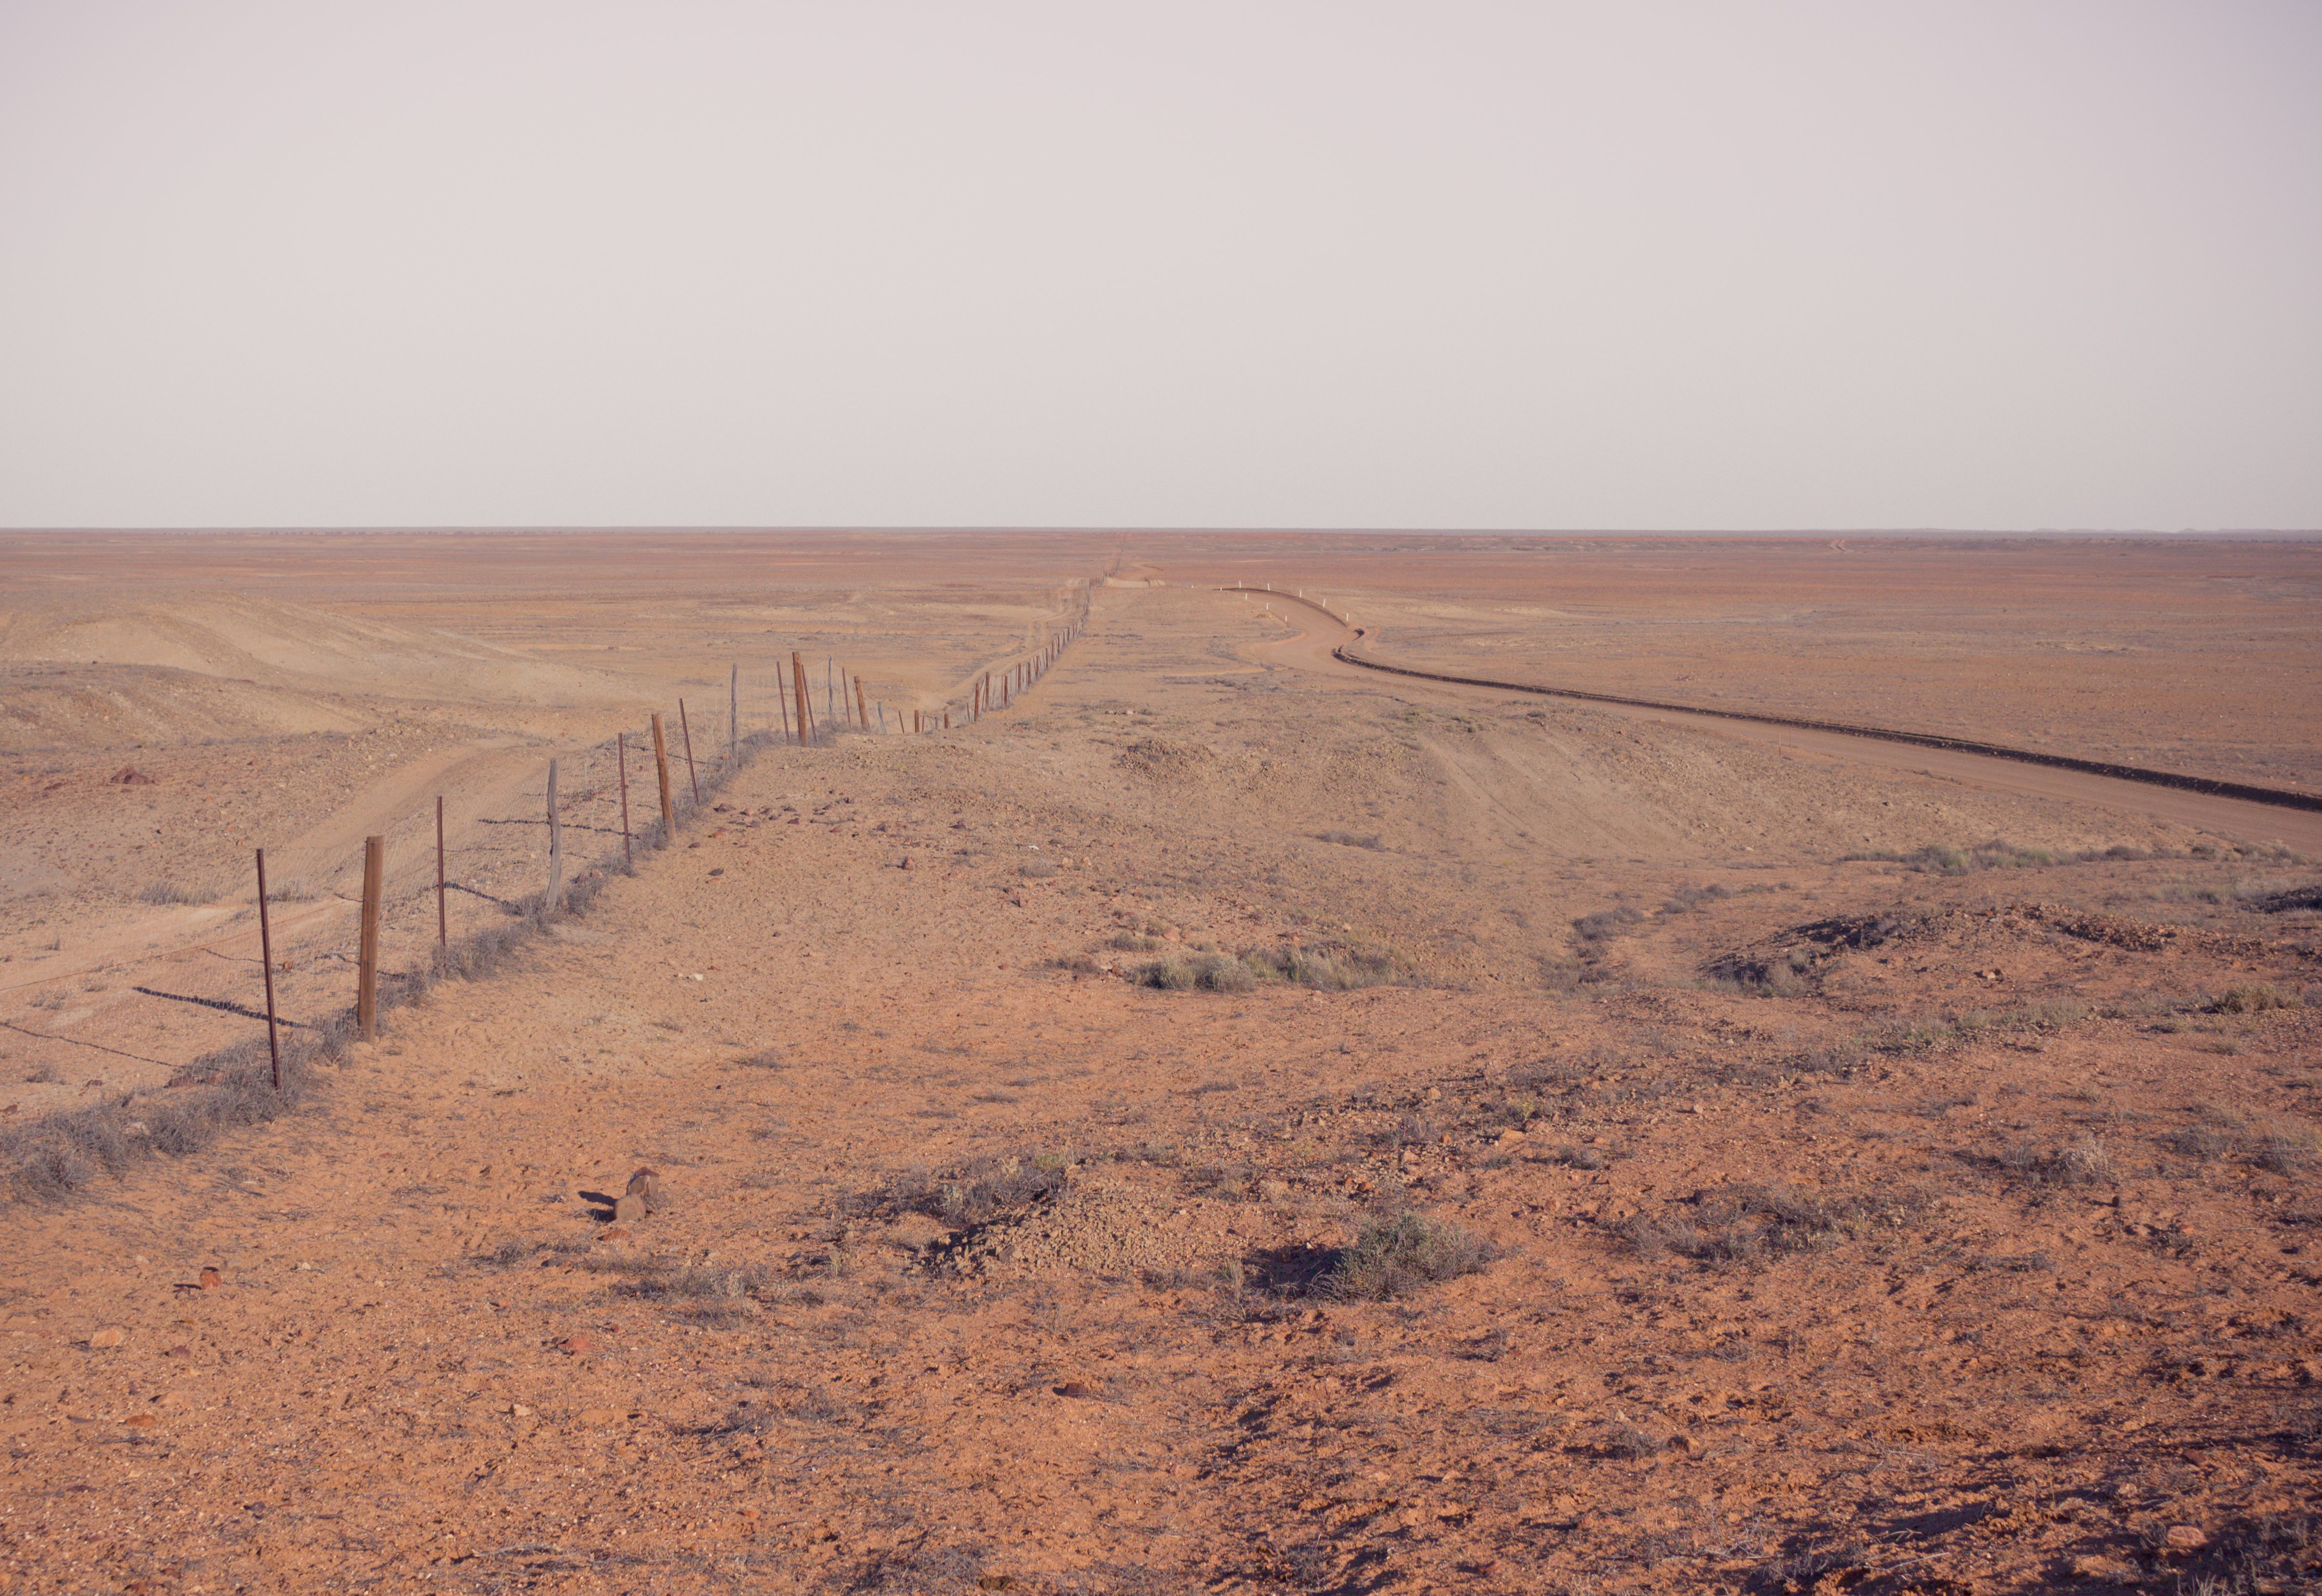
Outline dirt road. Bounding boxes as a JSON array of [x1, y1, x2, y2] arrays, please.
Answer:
[[1243, 595, 2322, 856]]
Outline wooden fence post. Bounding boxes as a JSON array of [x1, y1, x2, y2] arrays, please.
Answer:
[[617, 732, 632, 862], [729, 663, 739, 764], [435, 796, 447, 945], [651, 714, 675, 839], [792, 652, 811, 744], [777, 672, 792, 742], [357, 834, 383, 1040], [678, 698, 701, 805], [546, 757, 563, 911], [255, 848, 281, 1090], [854, 676, 868, 730]]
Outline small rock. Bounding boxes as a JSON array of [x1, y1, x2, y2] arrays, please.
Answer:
[[198, 1267, 221, 1291], [121, 1413, 156, 1429], [708, 867, 725, 877], [87, 1328, 125, 1350], [559, 1334, 594, 1357], [111, 767, 154, 785], [2163, 1525, 2208, 1550], [509, 1404, 533, 1417], [2072, 1554, 2134, 1579], [1664, 1433, 1704, 1460], [598, 1225, 631, 1241], [1497, 1128, 1526, 1146], [1053, 1381, 1098, 1399]]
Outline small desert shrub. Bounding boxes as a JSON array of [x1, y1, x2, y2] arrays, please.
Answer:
[[1617, 1183, 1910, 1264], [884, 1154, 1071, 1229], [22, 1064, 61, 1084], [1020, 860, 1057, 879], [1572, 906, 1644, 945], [137, 881, 211, 906], [1853, 839, 2062, 875], [1706, 947, 1816, 997], [1602, 1421, 1666, 1460], [1321, 1211, 1494, 1300], [1244, 942, 1408, 991], [1998, 1135, 2113, 1186], [2213, 983, 2294, 1014], [1317, 829, 1384, 850], [1662, 883, 1733, 914]]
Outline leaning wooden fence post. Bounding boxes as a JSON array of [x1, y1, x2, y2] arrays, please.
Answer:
[[357, 834, 383, 1041], [777, 673, 792, 742], [854, 675, 869, 730], [546, 757, 564, 911], [255, 847, 282, 1090], [678, 698, 701, 805], [617, 732, 633, 862], [791, 651, 811, 744], [729, 663, 739, 765], [651, 713, 675, 840], [435, 796, 447, 946]]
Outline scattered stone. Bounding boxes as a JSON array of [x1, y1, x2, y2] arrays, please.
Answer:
[[199, 1267, 221, 1290], [1053, 1380, 1099, 1399], [86, 1328, 125, 1350], [2162, 1525, 2208, 1551], [121, 1413, 157, 1428], [111, 767, 154, 785], [597, 1225, 631, 1242], [558, 1334, 594, 1357]]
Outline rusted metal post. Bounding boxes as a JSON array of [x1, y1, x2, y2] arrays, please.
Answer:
[[256, 848, 281, 1090], [678, 699, 700, 805], [546, 757, 563, 911], [617, 732, 632, 862], [357, 834, 383, 1040], [651, 713, 675, 839]]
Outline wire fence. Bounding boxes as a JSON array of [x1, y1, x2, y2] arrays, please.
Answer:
[[1, 600, 1092, 1200]]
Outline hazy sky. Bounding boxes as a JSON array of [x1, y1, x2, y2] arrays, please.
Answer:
[[2, 2, 2317, 531]]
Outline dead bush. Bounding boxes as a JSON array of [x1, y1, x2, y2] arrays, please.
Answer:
[[136, 880, 212, 905], [1320, 1211, 1494, 1300], [880, 1154, 1071, 1229], [1617, 1183, 1913, 1264], [1997, 1135, 2114, 1186], [2213, 983, 2294, 1014]]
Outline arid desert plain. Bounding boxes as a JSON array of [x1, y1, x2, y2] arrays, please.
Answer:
[[1, 529, 2319, 1596]]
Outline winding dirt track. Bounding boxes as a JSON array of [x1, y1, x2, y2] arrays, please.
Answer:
[[1234, 591, 2322, 856]]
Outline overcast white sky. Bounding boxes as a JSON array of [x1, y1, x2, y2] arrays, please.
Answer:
[[2, 1, 2317, 531]]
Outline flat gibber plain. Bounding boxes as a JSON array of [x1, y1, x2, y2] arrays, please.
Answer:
[[1, 530, 2318, 1595]]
